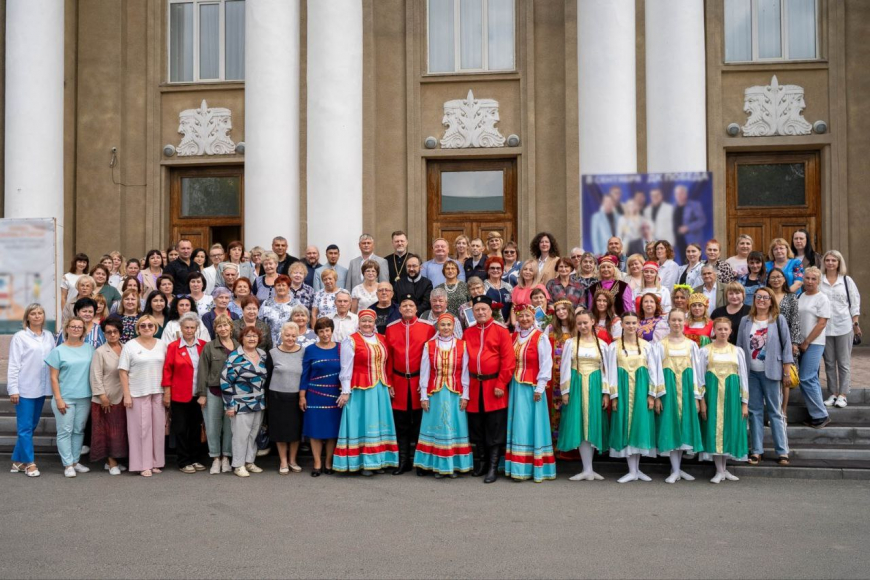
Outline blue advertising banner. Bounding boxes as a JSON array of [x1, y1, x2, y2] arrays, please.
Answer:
[[581, 172, 713, 265]]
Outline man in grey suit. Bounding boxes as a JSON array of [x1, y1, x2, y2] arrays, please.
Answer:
[[346, 233, 389, 290], [693, 264, 726, 315]]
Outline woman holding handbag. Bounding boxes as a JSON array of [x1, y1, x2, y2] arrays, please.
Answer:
[[736, 287, 793, 466], [820, 250, 861, 409]]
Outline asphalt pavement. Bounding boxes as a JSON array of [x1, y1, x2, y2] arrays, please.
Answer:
[[1, 456, 868, 579]]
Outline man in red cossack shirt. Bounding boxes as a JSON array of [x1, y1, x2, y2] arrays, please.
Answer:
[[463, 295, 515, 483], [385, 294, 436, 475]]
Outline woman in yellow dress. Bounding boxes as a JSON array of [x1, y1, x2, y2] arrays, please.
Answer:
[[699, 318, 749, 483]]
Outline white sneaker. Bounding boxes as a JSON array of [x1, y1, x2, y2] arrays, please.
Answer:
[[256, 448, 270, 457], [234, 466, 250, 478], [81, 445, 90, 455], [824, 395, 837, 407], [221, 457, 232, 473], [210, 458, 221, 475], [104, 463, 127, 472], [73, 463, 90, 473], [64, 466, 77, 478], [245, 463, 263, 473], [109, 466, 121, 476], [835, 396, 848, 408]]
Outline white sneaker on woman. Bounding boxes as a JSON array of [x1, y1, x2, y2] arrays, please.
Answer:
[[221, 457, 232, 473], [210, 458, 221, 475], [109, 466, 121, 476], [835, 395, 848, 408], [73, 463, 90, 473], [64, 466, 77, 478], [824, 395, 837, 407]]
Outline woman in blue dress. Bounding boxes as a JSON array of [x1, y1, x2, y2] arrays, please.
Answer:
[[765, 238, 804, 294], [300, 317, 343, 477]]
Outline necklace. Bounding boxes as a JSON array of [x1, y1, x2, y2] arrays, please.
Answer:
[[445, 282, 459, 294], [392, 253, 406, 282]]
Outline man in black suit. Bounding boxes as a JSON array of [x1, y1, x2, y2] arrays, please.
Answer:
[[627, 219, 657, 258], [394, 254, 432, 314]]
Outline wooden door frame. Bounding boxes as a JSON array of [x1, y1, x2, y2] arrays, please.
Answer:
[[170, 165, 245, 246], [726, 151, 821, 251], [426, 158, 518, 258]]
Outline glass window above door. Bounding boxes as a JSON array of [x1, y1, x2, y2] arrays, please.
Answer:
[[427, 0, 515, 74], [441, 170, 504, 212], [724, 0, 818, 63], [181, 176, 241, 217], [736, 162, 806, 207]]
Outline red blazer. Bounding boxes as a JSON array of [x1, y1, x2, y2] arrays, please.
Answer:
[[162, 338, 207, 403], [385, 317, 435, 411], [463, 319, 516, 413]]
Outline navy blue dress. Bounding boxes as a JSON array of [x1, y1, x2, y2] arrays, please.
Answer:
[[300, 343, 342, 439]]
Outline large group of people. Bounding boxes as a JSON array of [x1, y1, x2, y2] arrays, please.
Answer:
[[6, 228, 860, 484]]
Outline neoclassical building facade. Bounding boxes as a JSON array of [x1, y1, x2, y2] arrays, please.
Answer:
[[3, 0, 869, 293]]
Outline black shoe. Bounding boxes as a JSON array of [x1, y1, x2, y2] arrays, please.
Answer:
[[361, 470, 374, 477], [324, 468, 334, 475], [311, 468, 322, 478], [484, 447, 501, 484], [392, 461, 411, 476], [434, 473, 444, 479], [472, 445, 488, 477], [416, 467, 427, 477], [376, 469, 386, 474], [804, 417, 831, 429], [449, 473, 458, 479]]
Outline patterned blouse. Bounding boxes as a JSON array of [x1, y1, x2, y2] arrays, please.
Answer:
[[117, 315, 139, 344], [288, 283, 315, 311], [312, 289, 339, 319], [706, 260, 735, 285], [436, 281, 469, 318], [570, 274, 599, 297], [777, 293, 802, 345], [220, 348, 268, 413], [546, 277, 586, 308], [258, 298, 294, 349]]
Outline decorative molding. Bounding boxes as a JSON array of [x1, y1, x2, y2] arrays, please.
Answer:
[[440, 89, 506, 149], [742, 75, 812, 137], [177, 100, 236, 156]]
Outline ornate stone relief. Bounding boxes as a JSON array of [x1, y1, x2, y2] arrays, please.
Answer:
[[440, 89, 506, 148], [742, 75, 812, 137], [177, 100, 236, 156]]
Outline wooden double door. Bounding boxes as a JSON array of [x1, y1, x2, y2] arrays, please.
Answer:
[[427, 158, 517, 257], [170, 166, 244, 250], [726, 151, 821, 254]]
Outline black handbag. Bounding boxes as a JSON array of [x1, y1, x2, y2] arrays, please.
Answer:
[[844, 276, 861, 345]]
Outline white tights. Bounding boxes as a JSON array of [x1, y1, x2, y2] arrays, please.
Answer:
[[569, 442, 603, 481]]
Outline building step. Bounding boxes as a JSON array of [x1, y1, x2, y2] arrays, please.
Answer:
[[788, 389, 870, 406], [763, 444, 870, 462], [0, 414, 56, 435], [765, 423, 870, 446], [786, 404, 870, 423], [0, 435, 57, 453], [0, 398, 53, 416]]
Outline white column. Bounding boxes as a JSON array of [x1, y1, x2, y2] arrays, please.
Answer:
[[307, 0, 363, 267], [577, 0, 637, 175], [244, 0, 300, 253], [645, 0, 707, 172], [5, 1, 65, 223]]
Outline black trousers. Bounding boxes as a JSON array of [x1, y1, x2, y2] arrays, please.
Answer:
[[171, 400, 203, 468], [393, 409, 422, 455], [467, 409, 507, 450]]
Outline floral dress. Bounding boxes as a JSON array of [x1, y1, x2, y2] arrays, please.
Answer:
[[312, 289, 339, 319], [258, 298, 294, 348]]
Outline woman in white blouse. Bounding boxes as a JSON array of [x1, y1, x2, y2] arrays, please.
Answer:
[[7, 304, 55, 477], [119, 315, 168, 477]]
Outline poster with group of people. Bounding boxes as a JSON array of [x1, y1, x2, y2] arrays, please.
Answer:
[[582, 172, 714, 265]]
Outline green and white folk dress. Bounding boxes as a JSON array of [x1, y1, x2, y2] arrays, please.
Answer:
[[698, 343, 750, 462], [652, 337, 704, 455], [605, 339, 660, 458], [556, 337, 610, 453]]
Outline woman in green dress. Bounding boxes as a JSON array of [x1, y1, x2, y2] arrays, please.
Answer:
[[606, 312, 659, 483], [699, 317, 749, 484], [557, 310, 610, 481], [652, 309, 704, 484]]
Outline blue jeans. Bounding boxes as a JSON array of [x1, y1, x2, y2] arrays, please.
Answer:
[[52, 397, 91, 466], [748, 371, 789, 456], [12, 396, 46, 464], [799, 344, 829, 422]]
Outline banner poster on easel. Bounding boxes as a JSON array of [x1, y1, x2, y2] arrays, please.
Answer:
[[581, 172, 714, 265], [0, 218, 58, 333]]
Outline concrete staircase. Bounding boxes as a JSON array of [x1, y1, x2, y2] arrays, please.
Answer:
[[2, 384, 869, 479]]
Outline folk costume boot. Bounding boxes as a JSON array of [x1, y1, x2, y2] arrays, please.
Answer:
[[484, 447, 501, 484], [472, 444, 488, 477], [392, 441, 412, 475]]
